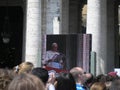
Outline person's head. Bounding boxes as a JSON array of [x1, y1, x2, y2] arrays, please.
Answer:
[[105, 75, 114, 90], [70, 67, 86, 84], [54, 72, 76, 90], [86, 73, 94, 82], [18, 62, 34, 74], [51, 43, 58, 51], [0, 69, 13, 90], [109, 78, 120, 90], [90, 82, 106, 90], [31, 67, 49, 85], [85, 73, 95, 87], [8, 73, 45, 90], [96, 74, 107, 83]]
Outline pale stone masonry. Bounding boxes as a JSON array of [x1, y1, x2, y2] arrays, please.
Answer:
[[87, 0, 107, 74], [87, 0, 115, 75], [46, 0, 60, 34], [25, 0, 42, 67], [25, 0, 61, 67]]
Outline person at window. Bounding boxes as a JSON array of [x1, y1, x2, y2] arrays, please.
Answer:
[[43, 42, 65, 69]]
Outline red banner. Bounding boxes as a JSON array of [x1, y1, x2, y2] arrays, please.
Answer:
[[45, 66, 68, 73]]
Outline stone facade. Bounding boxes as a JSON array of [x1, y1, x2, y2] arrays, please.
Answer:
[[87, 0, 115, 75], [25, 0, 42, 67], [0, 0, 119, 75], [46, 0, 60, 34]]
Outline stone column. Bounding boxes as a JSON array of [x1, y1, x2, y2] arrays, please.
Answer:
[[87, 0, 115, 75], [60, 0, 69, 34], [25, 0, 41, 67]]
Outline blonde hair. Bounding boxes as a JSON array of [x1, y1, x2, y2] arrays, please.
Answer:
[[18, 62, 34, 74], [90, 82, 106, 90]]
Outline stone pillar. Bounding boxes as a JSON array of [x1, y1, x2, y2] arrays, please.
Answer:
[[87, 0, 115, 75], [60, 0, 69, 34], [25, 0, 41, 67]]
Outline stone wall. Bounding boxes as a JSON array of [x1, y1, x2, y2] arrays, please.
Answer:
[[25, 0, 42, 67], [46, 0, 60, 34]]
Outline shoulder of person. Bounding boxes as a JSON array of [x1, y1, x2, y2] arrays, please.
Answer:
[[47, 50, 59, 54], [46, 50, 53, 53]]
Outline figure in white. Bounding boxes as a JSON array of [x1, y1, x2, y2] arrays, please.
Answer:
[[43, 43, 65, 69]]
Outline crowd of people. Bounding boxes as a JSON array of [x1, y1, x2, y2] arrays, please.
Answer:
[[0, 61, 119, 90]]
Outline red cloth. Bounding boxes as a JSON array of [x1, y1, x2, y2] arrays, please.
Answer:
[[45, 66, 68, 73]]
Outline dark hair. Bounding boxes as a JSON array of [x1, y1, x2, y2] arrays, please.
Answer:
[[96, 74, 107, 83], [31, 67, 49, 84], [55, 72, 76, 90]]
